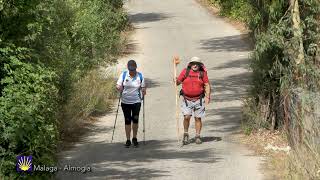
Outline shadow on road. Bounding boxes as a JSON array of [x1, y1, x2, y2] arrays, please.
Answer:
[[204, 70, 252, 134], [210, 58, 250, 70], [189, 136, 222, 143], [89, 166, 170, 180], [63, 140, 221, 163], [210, 72, 251, 103], [206, 106, 243, 134], [200, 35, 251, 52], [145, 78, 161, 89], [129, 12, 171, 24], [57, 140, 222, 179], [121, 39, 139, 55], [58, 122, 114, 152]]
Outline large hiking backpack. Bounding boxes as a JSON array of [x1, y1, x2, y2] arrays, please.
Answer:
[[180, 62, 207, 106]]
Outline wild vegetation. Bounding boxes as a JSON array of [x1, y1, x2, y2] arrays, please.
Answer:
[[208, 0, 320, 179], [2, 0, 320, 178], [0, 0, 127, 179]]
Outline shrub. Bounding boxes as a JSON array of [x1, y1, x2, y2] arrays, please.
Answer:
[[0, 47, 58, 179], [0, 0, 127, 178], [61, 69, 117, 131]]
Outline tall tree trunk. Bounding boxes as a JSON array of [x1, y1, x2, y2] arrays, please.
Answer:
[[290, 0, 305, 65]]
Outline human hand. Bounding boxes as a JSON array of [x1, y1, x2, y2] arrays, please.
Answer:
[[173, 55, 180, 65], [173, 77, 177, 84], [142, 88, 146, 96], [116, 85, 123, 92]]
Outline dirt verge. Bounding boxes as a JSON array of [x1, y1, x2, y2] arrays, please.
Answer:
[[232, 129, 290, 179]]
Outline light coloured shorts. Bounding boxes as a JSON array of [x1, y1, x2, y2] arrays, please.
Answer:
[[181, 98, 205, 118]]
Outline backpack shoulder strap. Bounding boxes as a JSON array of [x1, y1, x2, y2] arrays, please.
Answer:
[[184, 67, 191, 80], [199, 71, 204, 80], [185, 68, 205, 80], [138, 72, 143, 84], [122, 71, 127, 85], [199, 64, 206, 80]]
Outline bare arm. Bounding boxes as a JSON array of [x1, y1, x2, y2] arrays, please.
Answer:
[[176, 78, 182, 86], [204, 82, 211, 103], [116, 74, 123, 92]]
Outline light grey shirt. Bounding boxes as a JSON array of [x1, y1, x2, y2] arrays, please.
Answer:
[[116, 71, 145, 104]]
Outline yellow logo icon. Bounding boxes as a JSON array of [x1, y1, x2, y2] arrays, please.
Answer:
[[17, 156, 32, 172]]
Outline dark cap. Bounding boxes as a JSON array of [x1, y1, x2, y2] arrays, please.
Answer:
[[127, 60, 137, 71]]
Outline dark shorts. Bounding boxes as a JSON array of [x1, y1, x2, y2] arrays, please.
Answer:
[[121, 103, 141, 125]]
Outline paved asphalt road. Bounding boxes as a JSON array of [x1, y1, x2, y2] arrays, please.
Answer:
[[56, 0, 264, 179]]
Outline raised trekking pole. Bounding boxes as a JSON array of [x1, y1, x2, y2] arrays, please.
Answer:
[[143, 95, 146, 145], [111, 92, 121, 143], [173, 56, 181, 143]]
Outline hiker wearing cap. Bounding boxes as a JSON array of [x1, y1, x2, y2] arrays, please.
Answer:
[[116, 60, 146, 147], [175, 57, 211, 145]]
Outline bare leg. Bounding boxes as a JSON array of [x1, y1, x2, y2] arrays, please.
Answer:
[[184, 115, 191, 133], [125, 124, 131, 140], [195, 117, 202, 136], [132, 123, 138, 138]]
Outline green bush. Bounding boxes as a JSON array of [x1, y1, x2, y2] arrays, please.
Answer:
[[0, 0, 127, 178], [208, 0, 320, 178], [210, 0, 320, 129], [208, 0, 256, 26], [0, 47, 58, 179]]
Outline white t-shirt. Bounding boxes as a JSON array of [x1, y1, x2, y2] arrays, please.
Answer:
[[116, 71, 145, 104]]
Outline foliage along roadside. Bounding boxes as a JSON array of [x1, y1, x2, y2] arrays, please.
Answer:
[[208, 0, 320, 179], [0, 0, 128, 179]]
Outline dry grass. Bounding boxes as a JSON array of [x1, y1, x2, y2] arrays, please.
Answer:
[[58, 69, 117, 148], [239, 129, 289, 155], [65, 69, 116, 119], [237, 125, 320, 180], [234, 129, 290, 179], [285, 90, 320, 180]]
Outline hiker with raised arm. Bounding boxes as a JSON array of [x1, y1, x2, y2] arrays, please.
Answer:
[[116, 60, 146, 148], [174, 56, 211, 145]]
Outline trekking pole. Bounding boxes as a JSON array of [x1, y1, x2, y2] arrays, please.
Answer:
[[111, 92, 121, 143], [143, 95, 146, 145], [173, 56, 181, 143]]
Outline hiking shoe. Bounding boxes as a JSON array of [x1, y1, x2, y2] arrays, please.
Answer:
[[183, 133, 189, 145], [195, 135, 202, 144], [125, 140, 131, 148], [132, 138, 139, 147]]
